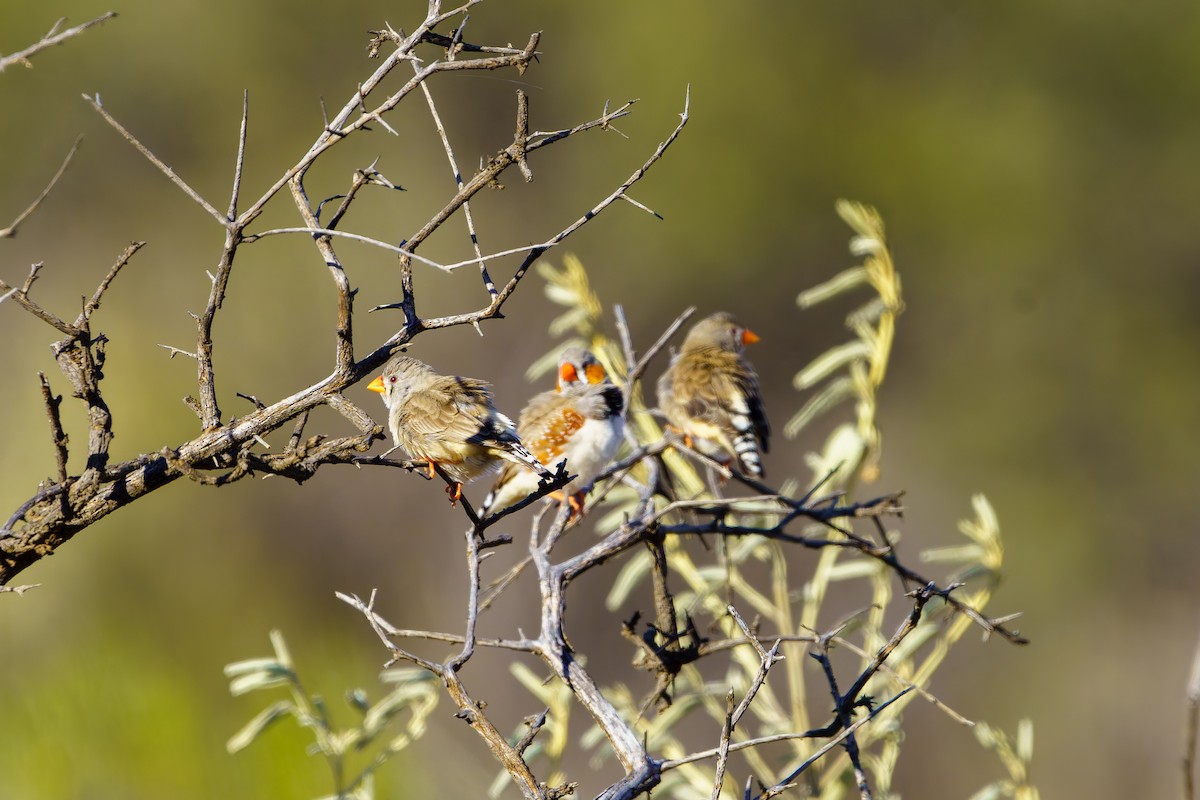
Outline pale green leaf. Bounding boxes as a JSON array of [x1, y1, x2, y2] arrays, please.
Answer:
[[846, 296, 888, 329], [1016, 718, 1034, 763], [805, 423, 866, 481], [223, 657, 286, 678], [974, 721, 997, 748], [964, 494, 1001, 543], [783, 376, 855, 438], [379, 667, 432, 685], [836, 199, 886, 251], [228, 670, 293, 696], [921, 544, 986, 564], [825, 559, 881, 581], [797, 265, 869, 308], [226, 700, 294, 752], [362, 682, 438, 739], [268, 629, 293, 669], [606, 549, 651, 609], [794, 340, 872, 389], [968, 784, 1006, 800], [347, 688, 369, 714]]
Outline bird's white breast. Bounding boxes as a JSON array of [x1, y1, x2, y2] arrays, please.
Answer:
[[558, 414, 624, 489]]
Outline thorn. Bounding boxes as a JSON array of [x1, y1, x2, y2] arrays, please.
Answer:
[[619, 193, 663, 219], [158, 344, 197, 359]]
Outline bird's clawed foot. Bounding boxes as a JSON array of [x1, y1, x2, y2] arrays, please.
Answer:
[[665, 424, 694, 450], [567, 491, 585, 519], [547, 489, 586, 520]]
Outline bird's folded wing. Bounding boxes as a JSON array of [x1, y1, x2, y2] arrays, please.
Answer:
[[518, 392, 586, 465]]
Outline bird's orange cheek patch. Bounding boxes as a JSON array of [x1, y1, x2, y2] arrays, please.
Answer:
[[585, 363, 606, 384]]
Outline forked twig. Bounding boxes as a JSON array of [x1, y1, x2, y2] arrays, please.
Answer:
[[0, 13, 116, 73]]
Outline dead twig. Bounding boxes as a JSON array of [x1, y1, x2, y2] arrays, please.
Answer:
[[0, 13, 116, 73]]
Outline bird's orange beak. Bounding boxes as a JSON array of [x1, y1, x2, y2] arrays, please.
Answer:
[[584, 362, 606, 384], [741, 328, 761, 345], [367, 375, 386, 394]]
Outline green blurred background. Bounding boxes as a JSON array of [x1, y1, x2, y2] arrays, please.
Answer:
[[2, 0, 1198, 797]]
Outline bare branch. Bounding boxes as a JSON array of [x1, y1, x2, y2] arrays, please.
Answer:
[[658, 689, 913, 775], [417, 61, 496, 296], [0, 263, 75, 335], [0, 13, 116, 73], [77, 241, 144, 328], [83, 94, 227, 225], [515, 709, 549, 756], [0, 135, 82, 239], [38, 373, 69, 484], [710, 692, 735, 800], [227, 90, 249, 220], [337, 589, 546, 800], [727, 606, 783, 728], [624, 305, 696, 401]]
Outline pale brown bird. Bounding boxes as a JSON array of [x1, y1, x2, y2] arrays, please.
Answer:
[[481, 347, 624, 517], [367, 354, 552, 504], [656, 311, 770, 478]]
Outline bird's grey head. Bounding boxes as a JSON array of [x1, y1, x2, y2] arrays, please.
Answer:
[[556, 346, 610, 392], [372, 354, 435, 408], [683, 311, 760, 354]]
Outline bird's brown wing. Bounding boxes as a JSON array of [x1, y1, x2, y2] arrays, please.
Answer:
[[395, 376, 499, 462], [517, 390, 587, 466], [677, 349, 769, 468], [676, 351, 739, 429]]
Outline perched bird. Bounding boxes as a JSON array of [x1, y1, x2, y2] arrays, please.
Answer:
[[657, 311, 770, 478], [480, 347, 625, 517], [368, 354, 552, 504]]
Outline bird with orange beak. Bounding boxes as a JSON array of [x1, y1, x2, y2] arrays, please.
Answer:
[[480, 347, 624, 517], [656, 311, 770, 478], [367, 354, 553, 504]]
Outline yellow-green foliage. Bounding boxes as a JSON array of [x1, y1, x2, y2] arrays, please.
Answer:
[[514, 201, 1035, 798], [226, 203, 1035, 799], [224, 630, 439, 800]]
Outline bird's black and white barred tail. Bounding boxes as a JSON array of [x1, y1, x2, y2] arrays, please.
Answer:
[[501, 440, 555, 480], [477, 411, 555, 480], [729, 395, 766, 478]]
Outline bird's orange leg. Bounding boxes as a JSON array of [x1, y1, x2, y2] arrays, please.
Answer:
[[423, 461, 462, 505], [665, 424, 694, 449], [547, 489, 586, 520], [568, 490, 585, 518]]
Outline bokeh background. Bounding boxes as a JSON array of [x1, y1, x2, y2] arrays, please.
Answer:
[[2, 1, 1198, 797]]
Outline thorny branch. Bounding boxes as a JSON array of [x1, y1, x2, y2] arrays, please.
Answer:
[[333, 307, 1025, 800], [0, 3, 686, 588], [3, 5, 1027, 800]]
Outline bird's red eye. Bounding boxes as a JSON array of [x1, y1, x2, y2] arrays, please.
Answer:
[[389, 375, 397, 383]]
